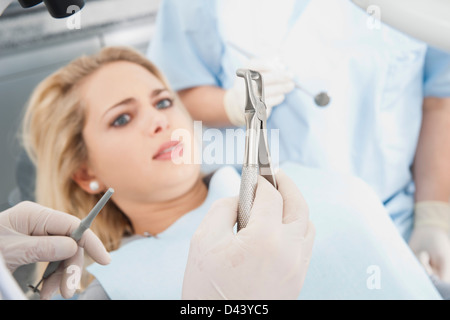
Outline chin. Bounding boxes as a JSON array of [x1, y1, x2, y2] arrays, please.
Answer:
[[150, 164, 200, 200], [160, 162, 200, 184]]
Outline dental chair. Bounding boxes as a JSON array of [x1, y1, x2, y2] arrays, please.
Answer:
[[8, 150, 36, 206], [8, 149, 38, 298]]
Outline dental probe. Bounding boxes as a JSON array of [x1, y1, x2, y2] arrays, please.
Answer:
[[227, 41, 330, 107], [28, 188, 114, 293]]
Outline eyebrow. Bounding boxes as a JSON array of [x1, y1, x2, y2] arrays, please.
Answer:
[[151, 88, 169, 98], [103, 88, 170, 118]]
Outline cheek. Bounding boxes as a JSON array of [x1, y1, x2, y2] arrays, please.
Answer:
[[171, 110, 196, 144], [85, 130, 148, 182], [170, 104, 193, 128], [90, 145, 155, 197]]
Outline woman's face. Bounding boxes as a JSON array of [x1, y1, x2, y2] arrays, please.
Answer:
[[78, 61, 199, 205]]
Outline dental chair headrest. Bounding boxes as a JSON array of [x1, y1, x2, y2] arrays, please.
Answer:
[[8, 150, 35, 206], [18, 0, 85, 18]]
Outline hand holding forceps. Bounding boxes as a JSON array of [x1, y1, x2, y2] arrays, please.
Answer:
[[237, 69, 278, 231]]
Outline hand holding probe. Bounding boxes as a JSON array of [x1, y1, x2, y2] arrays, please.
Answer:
[[227, 41, 330, 107], [28, 187, 114, 293]]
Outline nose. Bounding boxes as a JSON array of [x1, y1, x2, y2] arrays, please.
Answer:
[[147, 109, 169, 136]]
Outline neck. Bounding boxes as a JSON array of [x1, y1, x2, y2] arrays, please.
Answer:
[[128, 176, 208, 236]]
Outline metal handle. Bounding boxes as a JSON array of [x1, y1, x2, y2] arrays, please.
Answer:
[[237, 164, 258, 231], [41, 260, 62, 280]]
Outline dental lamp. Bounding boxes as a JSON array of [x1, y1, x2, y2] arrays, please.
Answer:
[[351, 0, 450, 53], [0, 0, 85, 18]]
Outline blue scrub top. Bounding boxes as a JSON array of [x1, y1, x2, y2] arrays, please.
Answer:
[[148, 0, 450, 239]]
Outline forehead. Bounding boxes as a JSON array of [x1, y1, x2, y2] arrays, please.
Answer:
[[79, 61, 164, 109]]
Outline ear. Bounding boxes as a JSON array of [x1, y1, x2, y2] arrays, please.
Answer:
[[72, 163, 104, 194]]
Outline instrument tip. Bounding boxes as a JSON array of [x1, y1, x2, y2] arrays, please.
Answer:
[[314, 92, 330, 107]]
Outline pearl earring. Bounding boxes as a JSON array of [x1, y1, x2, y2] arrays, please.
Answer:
[[89, 181, 99, 192]]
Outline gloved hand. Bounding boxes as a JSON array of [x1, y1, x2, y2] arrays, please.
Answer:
[[182, 169, 315, 300], [224, 58, 295, 126], [0, 201, 110, 299], [409, 201, 450, 282]]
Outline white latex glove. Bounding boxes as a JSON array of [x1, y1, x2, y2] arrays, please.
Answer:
[[409, 201, 450, 282], [182, 169, 315, 300], [224, 58, 295, 126], [0, 201, 110, 299]]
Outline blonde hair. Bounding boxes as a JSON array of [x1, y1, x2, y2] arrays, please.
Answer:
[[21, 46, 174, 252]]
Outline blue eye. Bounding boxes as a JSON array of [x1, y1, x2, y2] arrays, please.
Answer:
[[112, 114, 131, 127], [156, 98, 173, 110]]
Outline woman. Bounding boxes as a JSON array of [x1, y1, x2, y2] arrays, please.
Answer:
[[21, 46, 314, 299], [22, 47, 441, 300]]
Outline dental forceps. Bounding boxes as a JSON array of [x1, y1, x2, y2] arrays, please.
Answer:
[[237, 69, 277, 231], [28, 188, 114, 294]]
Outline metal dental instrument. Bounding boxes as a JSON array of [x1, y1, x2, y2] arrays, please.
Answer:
[[237, 69, 277, 231], [227, 41, 330, 107], [28, 187, 114, 293]]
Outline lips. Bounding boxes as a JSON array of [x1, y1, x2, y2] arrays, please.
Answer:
[[153, 140, 183, 160]]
